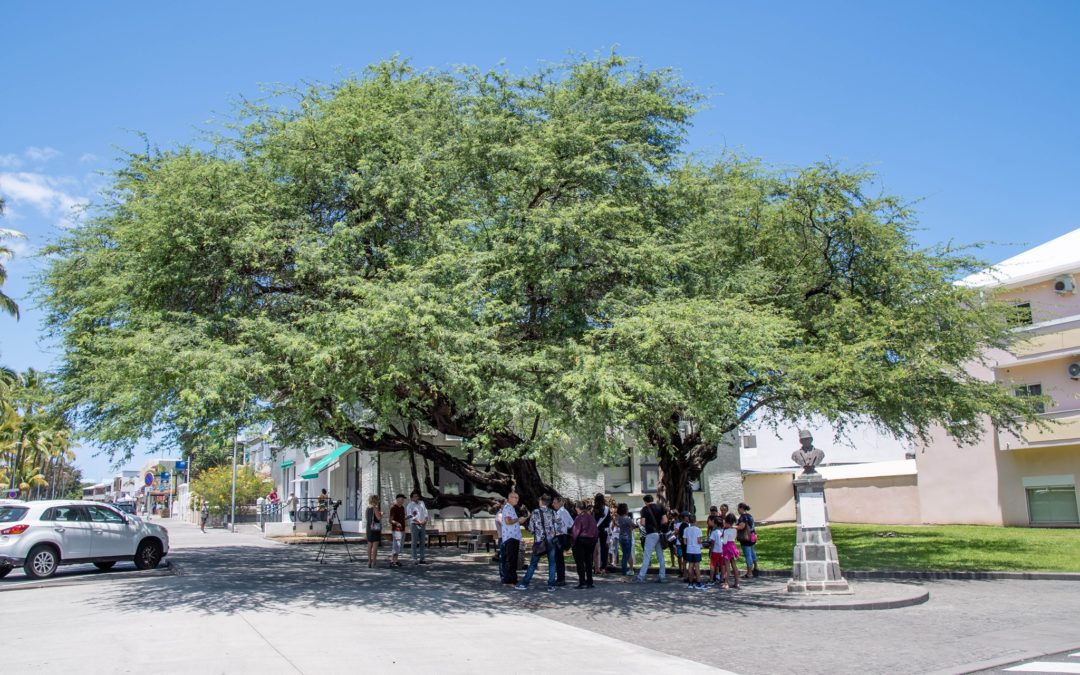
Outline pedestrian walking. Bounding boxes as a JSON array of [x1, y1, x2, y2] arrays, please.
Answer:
[[493, 497, 506, 582], [389, 494, 406, 567], [515, 495, 560, 591], [199, 501, 209, 532], [636, 495, 668, 583], [571, 499, 598, 589], [500, 492, 526, 585], [405, 491, 428, 565], [365, 495, 383, 568]]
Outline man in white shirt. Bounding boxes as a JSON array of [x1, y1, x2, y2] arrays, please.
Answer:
[[552, 496, 574, 586], [405, 491, 428, 565], [500, 491, 526, 585]]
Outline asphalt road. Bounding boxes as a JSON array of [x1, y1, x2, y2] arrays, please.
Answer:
[[3, 519, 1078, 674]]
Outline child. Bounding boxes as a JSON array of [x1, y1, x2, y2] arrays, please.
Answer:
[[720, 512, 741, 589], [682, 515, 704, 589], [708, 516, 723, 584]]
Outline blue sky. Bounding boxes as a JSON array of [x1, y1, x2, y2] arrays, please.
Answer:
[[2, 1, 1078, 479]]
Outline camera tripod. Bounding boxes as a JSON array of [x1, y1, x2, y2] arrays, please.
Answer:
[[316, 504, 358, 564]]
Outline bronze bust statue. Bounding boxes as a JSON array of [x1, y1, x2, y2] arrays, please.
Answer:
[[791, 429, 825, 474]]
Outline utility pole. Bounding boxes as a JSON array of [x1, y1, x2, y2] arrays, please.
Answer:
[[230, 429, 238, 533]]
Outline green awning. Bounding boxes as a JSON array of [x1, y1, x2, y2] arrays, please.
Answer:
[[301, 444, 353, 480], [280, 459, 295, 469]]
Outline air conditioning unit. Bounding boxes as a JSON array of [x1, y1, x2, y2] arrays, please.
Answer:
[[1053, 274, 1075, 295], [1069, 361, 1080, 380]]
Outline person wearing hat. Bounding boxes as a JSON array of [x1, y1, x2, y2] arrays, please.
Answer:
[[791, 429, 826, 474]]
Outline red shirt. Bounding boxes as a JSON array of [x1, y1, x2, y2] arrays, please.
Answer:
[[389, 504, 406, 532]]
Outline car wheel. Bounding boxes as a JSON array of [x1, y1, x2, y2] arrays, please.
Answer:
[[0, 564, 12, 579], [134, 540, 162, 570], [24, 545, 59, 579], [93, 561, 116, 571]]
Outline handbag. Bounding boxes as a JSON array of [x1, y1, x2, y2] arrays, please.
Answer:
[[368, 509, 382, 532], [748, 530, 757, 545]]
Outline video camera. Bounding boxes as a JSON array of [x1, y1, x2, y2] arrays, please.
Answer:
[[331, 499, 343, 509]]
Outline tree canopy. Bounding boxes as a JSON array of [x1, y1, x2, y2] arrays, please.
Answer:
[[40, 55, 1041, 509]]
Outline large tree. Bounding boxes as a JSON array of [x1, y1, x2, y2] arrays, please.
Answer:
[[40, 55, 1041, 510]]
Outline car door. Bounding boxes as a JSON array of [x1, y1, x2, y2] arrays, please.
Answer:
[[86, 505, 134, 558], [44, 505, 95, 560]]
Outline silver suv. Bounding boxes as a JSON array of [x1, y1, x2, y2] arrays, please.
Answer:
[[0, 500, 170, 579]]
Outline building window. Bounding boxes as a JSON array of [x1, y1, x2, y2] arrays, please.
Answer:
[[437, 466, 466, 495], [345, 451, 362, 520], [741, 435, 757, 449], [1008, 302, 1033, 327], [639, 463, 659, 493], [1026, 486, 1079, 525], [1014, 383, 1046, 414]]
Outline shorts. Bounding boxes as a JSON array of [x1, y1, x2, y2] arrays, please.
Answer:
[[684, 552, 701, 564], [710, 552, 723, 568], [392, 530, 404, 555]]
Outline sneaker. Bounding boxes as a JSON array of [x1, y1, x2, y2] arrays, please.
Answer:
[[687, 583, 694, 589], [624, 570, 634, 577], [514, 585, 527, 591], [695, 583, 706, 590], [633, 576, 644, 583], [656, 578, 666, 584], [546, 586, 557, 592]]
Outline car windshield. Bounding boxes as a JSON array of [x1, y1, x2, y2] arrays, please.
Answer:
[[0, 506, 29, 523]]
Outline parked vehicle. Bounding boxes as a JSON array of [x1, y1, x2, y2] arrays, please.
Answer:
[[0, 500, 169, 580], [113, 501, 137, 516]]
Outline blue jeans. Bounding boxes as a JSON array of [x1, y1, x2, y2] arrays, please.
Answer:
[[410, 523, 426, 562], [742, 543, 757, 568], [637, 532, 666, 581], [619, 537, 633, 573], [497, 539, 506, 582], [519, 539, 557, 588]]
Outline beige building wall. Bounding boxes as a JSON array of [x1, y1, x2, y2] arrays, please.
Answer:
[[743, 473, 796, 522], [995, 444, 1080, 525], [824, 474, 922, 524]]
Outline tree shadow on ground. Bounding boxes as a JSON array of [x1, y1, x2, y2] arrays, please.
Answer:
[[84, 543, 759, 619]]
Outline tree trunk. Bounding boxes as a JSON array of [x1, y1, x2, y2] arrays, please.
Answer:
[[659, 452, 693, 514]]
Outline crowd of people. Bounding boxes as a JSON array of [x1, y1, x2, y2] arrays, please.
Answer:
[[353, 489, 760, 592], [496, 492, 760, 592]]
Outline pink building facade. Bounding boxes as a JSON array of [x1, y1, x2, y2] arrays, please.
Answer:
[[918, 228, 1080, 526]]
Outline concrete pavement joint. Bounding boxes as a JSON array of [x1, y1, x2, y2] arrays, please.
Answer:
[[239, 612, 305, 674]]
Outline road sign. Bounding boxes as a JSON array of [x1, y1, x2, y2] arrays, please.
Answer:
[[144, 472, 154, 486], [175, 461, 187, 471], [6, 490, 17, 499], [161, 471, 171, 482]]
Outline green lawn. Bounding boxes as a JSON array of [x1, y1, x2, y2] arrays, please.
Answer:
[[754, 523, 1080, 572]]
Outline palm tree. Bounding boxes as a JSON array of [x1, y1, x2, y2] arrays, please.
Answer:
[[1, 197, 26, 319]]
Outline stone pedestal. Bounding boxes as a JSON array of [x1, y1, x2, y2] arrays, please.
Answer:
[[787, 473, 851, 594]]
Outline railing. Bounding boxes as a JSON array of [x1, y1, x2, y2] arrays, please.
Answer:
[[999, 409, 1080, 450]]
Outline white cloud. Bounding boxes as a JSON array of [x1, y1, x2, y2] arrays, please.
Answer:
[[0, 154, 22, 169], [0, 172, 89, 228], [79, 153, 99, 163], [24, 146, 61, 163]]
